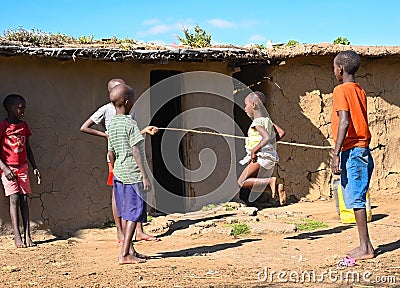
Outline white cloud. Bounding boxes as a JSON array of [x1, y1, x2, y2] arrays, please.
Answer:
[[137, 19, 195, 39], [142, 18, 160, 26], [138, 24, 174, 36], [207, 19, 235, 28], [249, 34, 266, 42], [147, 24, 171, 35]]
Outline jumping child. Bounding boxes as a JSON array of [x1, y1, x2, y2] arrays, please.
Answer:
[[252, 91, 287, 205], [107, 84, 150, 264], [0, 94, 41, 248], [238, 92, 283, 203]]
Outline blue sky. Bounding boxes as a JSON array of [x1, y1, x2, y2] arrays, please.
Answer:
[[1, 0, 399, 46]]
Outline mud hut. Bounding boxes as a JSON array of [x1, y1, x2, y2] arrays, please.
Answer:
[[0, 41, 398, 235]]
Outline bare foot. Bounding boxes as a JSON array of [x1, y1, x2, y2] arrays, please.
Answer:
[[25, 238, 37, 247], [128, 242, 150, 259], [269, 177, 277, 199], [347, 244, 374, 256], [278, 184, 287, 205], [347, 246, 375, 260], [119, 254, 146, 264], [347, 246, 359, 256], [135, 232, 160, 242], [14, 237, 26, 248]]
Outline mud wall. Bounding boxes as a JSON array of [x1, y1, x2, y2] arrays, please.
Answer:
[[0, 56, 235, 235], [263, 55, 400, 200], [0, 53, 399, 235]]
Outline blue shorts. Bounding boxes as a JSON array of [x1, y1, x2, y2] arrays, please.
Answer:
[[340, 147, 374, 209], [113, 177, 147, 223]]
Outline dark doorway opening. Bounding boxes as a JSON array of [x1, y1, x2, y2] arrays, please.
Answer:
[[150, 70, 186, 213]]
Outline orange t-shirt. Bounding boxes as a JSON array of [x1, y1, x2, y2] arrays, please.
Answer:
[[331, 82, 371, 151]]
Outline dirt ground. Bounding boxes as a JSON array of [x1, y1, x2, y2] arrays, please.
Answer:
[[0, 193, 399, 288]]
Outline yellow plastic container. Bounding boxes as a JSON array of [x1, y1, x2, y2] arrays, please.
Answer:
[[337, 184, 372, 224]]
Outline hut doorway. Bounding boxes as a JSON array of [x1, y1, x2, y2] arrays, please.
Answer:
[[150, 70, 186, 213]]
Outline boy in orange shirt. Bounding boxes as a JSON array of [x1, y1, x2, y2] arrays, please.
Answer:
[[331, 51, 374, 263]]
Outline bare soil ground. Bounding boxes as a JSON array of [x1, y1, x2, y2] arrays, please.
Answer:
[[0, 194, 399, 288]]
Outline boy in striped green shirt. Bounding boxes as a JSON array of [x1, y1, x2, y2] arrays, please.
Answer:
[[107, 84, 150, 264]]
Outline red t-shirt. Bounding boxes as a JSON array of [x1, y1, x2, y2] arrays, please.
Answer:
[[0, 120, 32, 166], [331, 82, 371, 151]]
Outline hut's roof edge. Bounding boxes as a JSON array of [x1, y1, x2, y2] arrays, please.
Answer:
[[1, 42, 399, 63]]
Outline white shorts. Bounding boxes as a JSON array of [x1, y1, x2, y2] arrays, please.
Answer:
[[239, 149, 278, 170]]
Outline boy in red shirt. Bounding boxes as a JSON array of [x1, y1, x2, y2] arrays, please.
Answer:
[[0, 94, 40, 248], [331, 51, 374, 262]]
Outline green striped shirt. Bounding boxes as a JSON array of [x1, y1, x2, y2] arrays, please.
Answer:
[[107, 114, 144, 184]]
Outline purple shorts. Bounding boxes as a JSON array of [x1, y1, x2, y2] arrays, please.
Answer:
[[113, 177, 147, 223]]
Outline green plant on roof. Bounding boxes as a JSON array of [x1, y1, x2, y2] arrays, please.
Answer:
[[3, 27, 75, 46], [119, 37, 137, 50], [333, 37, 350, 45], [122, 37, 136, 44], [177, 25, 211, 48], [286, 39, 299, 46], [78, 35, 94, 44], [254, 43, 268, 50], [201, 203, 217, 211], [4, 28, 41, 45], [291, 218, 328, 231], [230, 223, 250, 236]]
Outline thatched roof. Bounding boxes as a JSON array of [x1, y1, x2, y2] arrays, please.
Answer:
[[0, 45, 268, 64], [1, 40, 400, 64]]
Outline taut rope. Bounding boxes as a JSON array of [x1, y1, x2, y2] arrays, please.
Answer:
[[158, 127, 333, 150]]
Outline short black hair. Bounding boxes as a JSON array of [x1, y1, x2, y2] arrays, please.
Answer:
[[3, 94, 26, 112], [335, 50, 361, 75], [109, 84, 134, 107], [107, 78, 126, 92], [247, 91, 267, 106], [253, 91, 267, 106]]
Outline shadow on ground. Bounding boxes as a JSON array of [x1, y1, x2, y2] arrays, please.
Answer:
[[156, 213, 236, 238], [156, 238, 261, 258], [284, 225, 354, 240], [371, 213, 389, 222], [375, 239, 400, 256]]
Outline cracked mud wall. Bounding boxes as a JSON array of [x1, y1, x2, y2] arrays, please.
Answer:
[[0, 56, 234, 235], [263, 55, 400, 200], [0, 53, 399, 235], [0, 56, 152, 235]]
